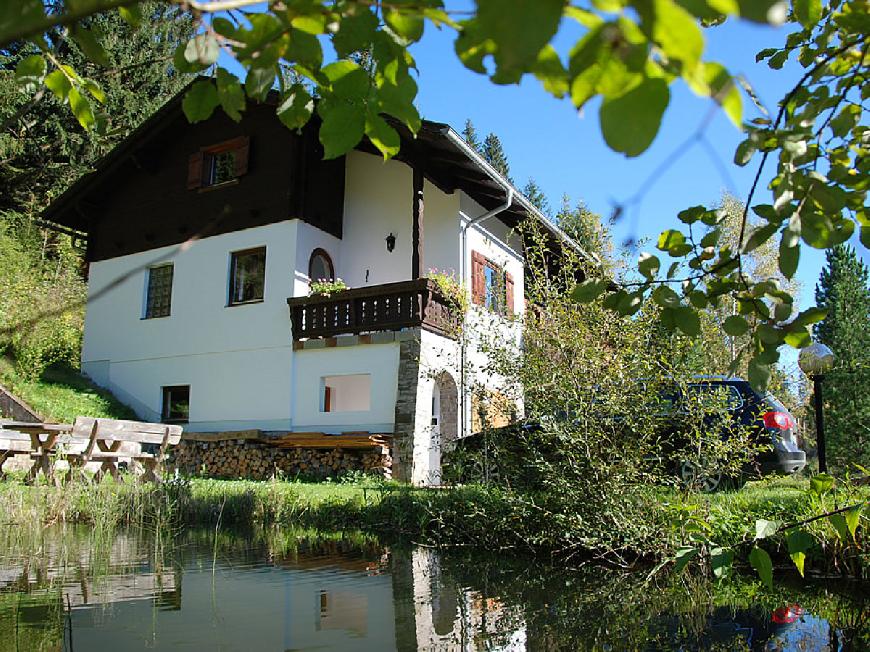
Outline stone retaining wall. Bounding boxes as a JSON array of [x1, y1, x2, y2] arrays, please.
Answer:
[[167, 436, 392, 481]]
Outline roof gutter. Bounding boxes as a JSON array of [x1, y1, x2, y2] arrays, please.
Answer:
[[441, 127, 600, 266]]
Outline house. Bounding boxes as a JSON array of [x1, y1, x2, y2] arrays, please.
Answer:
[[42, 89, 586, 485]]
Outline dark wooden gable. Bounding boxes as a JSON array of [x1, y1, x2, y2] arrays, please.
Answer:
[[52, 100, 344, 262]]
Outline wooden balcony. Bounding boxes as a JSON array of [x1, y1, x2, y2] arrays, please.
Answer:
[[287, 278, 460, 341]]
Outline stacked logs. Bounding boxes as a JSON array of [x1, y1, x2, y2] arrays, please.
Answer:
[[167, 436, 392, 481]]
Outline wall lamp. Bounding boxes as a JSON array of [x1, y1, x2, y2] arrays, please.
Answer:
[[385, 233, 396, 253]]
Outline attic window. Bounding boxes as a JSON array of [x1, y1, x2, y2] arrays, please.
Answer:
[[187, 136, 249, 190]]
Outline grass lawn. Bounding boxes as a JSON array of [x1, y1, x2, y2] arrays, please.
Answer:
[[0, 357, 136, 422]]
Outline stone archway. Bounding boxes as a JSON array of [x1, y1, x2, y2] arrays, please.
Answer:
[[428, 371, 459, 485]]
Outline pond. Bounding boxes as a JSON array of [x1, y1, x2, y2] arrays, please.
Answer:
[[0, 526, 866, 651]]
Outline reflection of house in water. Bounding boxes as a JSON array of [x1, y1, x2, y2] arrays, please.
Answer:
[[403, 548, 527, 652]]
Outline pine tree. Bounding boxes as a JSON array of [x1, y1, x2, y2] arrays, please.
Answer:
[[483, 132, 511, 183], [812, 245, 870, 471], [462, 119, 482, 154], [555, 194, 611, 264], [0, 3, 195, 213], [522, 178, 551, 217]]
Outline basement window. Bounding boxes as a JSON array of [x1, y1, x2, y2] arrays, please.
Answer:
[[162, 385, 190, 423], [321, 374, 371, 412]]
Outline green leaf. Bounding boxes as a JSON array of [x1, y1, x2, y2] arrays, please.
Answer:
[[809, 473, 835, 495], [385, 8, 424, 42], [747, 356, 770, 391], [639, 0, 703, 72], [71, 26, 110, 67], [533, 45, 569, 97], [673, 546, 698, 573], [333, 9, 379, 57], [184, 34, 219, 67], [216, 69, 245, 122], [318, 100, 366, 159], [44, 70, 71, 101], [723, 315, 749, 336], [14, 54, 45, 94], [778, 226, 800, 279], [786, 529, 813, 577], [475, 0, 564, 80], [652, 285, 682, 308], [673, 307, 701, 336], [570, 278, 610, 303], [793, 0, 822, 29], [710, 547, 733, 578], [678, 205, 705, 224], [742, 223, 778, 253], [792, 307, 827, 328], [828, 514, 850, 541], [118, 6, 142, 27], [365, 111, 401, 159], [844, 505, 863, 539], [600, 77, 669, 157], [755, 518, 778, 540], [82, 78, 105, 104], [182, 80, 220, 123], [862, 226, 870, 250], [68, 86, 95, 130], [638, 253, 660, 280], [324, 60, 370, 100], [748, 546, 773, 588], [245, 66, 276, 102], [734, 137, 756, 166], [783, 328, 811, 349], [276, 84, 313, 130], [656, 229, 692, 256]]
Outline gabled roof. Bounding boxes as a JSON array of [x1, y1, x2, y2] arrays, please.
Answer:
[[43, 85, 592, 262]]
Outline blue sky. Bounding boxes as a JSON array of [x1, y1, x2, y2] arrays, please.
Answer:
[[408, 16, 847, 313]]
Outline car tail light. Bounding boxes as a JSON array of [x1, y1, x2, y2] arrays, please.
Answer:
[[763, 411, 794, 430]]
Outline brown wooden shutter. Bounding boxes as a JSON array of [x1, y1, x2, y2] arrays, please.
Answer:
[[471, 251, 485, 306], [233, 136, 250, 177], [187, 152, 204, 189], [505, 271, 514, 315]]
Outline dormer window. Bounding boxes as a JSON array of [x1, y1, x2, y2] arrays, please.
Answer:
[[187, 136, 249, 190]]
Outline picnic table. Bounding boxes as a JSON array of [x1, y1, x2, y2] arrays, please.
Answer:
[[0, 417, 182, 484]]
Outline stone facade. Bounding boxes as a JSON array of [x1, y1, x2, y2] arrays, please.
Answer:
[[168, 437, 391, 481], [392, 336, 422, 483]]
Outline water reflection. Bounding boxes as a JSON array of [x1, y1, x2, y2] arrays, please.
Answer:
[[0, 527, 866, 651]]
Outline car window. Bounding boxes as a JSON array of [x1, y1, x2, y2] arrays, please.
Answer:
[[685, 384, 744, 411]]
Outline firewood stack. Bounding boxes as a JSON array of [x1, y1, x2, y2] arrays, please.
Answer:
[[167, 431, 392, 481]]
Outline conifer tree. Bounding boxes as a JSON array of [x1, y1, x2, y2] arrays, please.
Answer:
[[462, 118, 482, 155], [482, 132, 511, 183], [522, 178, 551, 217], [812, 245, 870, 471]]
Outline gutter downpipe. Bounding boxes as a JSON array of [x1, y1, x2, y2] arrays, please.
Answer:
[[458, 188, 514, 440]]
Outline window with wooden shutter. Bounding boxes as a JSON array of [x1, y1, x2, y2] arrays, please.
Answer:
[[505, 271, 514, 315], [188, 136, 250, 190], [187, 152, 204, 189], [472, 250, 513, 316], [471, 251, 485, 306]]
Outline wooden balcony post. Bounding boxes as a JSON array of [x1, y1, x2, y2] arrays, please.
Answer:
[[412, 167, 424, 280]]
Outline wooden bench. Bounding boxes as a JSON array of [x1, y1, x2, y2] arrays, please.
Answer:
[[1, 421, 73, 483], [59, 417, 183, 483]]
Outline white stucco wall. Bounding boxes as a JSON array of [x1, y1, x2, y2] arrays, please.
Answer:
[[291, 343, 400, 433], [82, 221, 299, 430]]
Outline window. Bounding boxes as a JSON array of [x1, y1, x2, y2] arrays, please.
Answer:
[[162, 385, 190, 423], [321, 374, 371, 412], [144, 264, 173, 318], [187, 136, 249, 190], [308, 248, 334, 282], [471, 251, 514, 315], [229, 247, 266, 305]]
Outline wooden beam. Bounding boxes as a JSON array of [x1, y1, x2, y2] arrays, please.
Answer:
[[412, 166, 424, 280]]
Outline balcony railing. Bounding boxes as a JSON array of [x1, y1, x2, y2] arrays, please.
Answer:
[[287, 278, 460, 341]]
